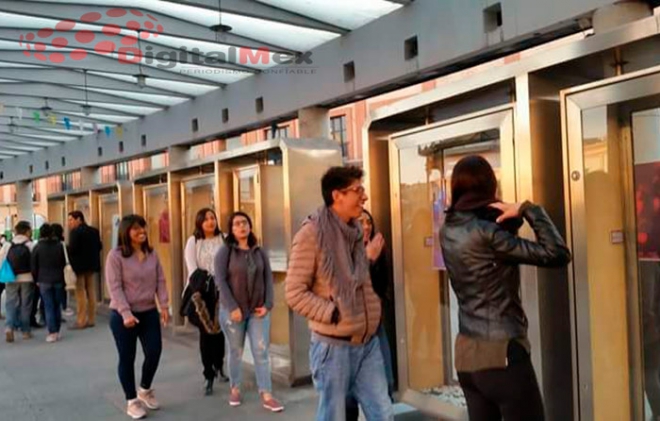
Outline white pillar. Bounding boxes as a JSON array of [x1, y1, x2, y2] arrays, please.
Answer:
[[15, 180, 33, 223], [298, 107, 330, 139]]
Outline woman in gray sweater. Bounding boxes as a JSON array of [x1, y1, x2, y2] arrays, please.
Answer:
[[214, 211, 283, 413]]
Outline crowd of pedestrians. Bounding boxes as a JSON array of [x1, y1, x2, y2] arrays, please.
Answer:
[[0, 158, 569, 421]]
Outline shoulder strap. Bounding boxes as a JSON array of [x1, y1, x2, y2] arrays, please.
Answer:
[[61, 241, 70, 265]]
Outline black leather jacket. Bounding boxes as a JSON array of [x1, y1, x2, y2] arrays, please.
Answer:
[[440, 202, 571, 341]]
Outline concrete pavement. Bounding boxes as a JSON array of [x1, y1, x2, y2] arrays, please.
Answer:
[[0, 312, 438, 421]]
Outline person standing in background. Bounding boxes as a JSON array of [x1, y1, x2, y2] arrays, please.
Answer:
[[181, 207, 228, 396], [67, 211, 102, 330], [51, 224, 73, 318], [31, 223, 66, 343]]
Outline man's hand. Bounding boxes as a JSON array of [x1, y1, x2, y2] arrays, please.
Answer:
[[254, 307, 268, 318], [230, 308, 243, 322], [160, 310, 169, 327], [366, 233, 385, 262], [489, 202, 523, 224], [123, 315, 139, 328]]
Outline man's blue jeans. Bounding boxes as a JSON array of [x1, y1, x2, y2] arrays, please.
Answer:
[[4, 282, 34, 333], [310, 334, 394, 421], [219, 308, 272, 393]]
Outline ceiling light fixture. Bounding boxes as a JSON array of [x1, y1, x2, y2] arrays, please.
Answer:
[[134, 32, 148, 89], [8, 116, 17, 133], [82, 70, 92, 116], [40, 98, 53, 116], [211, 0, 232, 38]]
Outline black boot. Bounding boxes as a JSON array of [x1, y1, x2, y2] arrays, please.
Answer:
[[217, 367, 229, 383], [205, 378, 214, 396]]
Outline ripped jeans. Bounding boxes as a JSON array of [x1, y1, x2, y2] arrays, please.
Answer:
[[219, 307, 272, 393]]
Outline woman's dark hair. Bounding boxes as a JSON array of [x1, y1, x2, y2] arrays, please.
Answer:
[[449, 155, 498, 211], [321, 166, 364, 207], [193, 207, 222, 240], [117, 214, 152, 258], [51, 223, 64, 241], [39, 223, 53, 240], [225, 211, 258, 248], [361, 209, 377, 241]]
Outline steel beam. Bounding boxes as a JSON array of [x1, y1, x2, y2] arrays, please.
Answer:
[[0, 68, 193, 98], [0, 132, 70, 145], [171, 0, 348, 33], [0, 1, 296, 54], [0, 125, 82, 139], [0, 82, 166, 108], [0, 51, 225, 86], [0, 95, 145, 117]]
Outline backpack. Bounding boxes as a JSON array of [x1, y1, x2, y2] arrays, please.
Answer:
[[6, 243, 30, 275]]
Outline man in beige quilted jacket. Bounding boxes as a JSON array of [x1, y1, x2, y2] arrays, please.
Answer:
[[285, 166, 393, 421]]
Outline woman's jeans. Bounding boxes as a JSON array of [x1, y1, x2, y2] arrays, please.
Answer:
[[4, 282, 35, 333], [109, 309, 162, 401], [219, 308, 272, 393], [39, 283, 63, 334]]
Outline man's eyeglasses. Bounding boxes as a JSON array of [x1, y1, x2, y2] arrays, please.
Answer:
[[341, 185, 365, 195]]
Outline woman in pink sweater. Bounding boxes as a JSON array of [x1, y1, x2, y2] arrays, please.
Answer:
[[105, 215, 169, 420]]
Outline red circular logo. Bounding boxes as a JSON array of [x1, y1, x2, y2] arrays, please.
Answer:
[[19, 9, 164, 64]]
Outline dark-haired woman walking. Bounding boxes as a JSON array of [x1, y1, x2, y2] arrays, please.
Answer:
[[440, 155, 571, 421], [181, 207, 228, 396], [106, 215, 169, 420], [214, 211, 283, 413]]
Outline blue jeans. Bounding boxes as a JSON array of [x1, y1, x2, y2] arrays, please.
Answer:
[[5, 282, 35, 333], [311, 335, 394, 421], [219, 308, 272, 393], [40, 283, 63, 334]]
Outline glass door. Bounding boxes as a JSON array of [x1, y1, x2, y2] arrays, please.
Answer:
[[562, 66, 660, 421], [389, 106, 516, 417]]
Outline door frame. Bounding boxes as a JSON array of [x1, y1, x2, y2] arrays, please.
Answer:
[[560, 65, 660, 421], [388, 105, 516, 419]]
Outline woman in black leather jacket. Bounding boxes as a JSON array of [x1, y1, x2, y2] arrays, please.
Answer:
[[440, 155, 571, 421]]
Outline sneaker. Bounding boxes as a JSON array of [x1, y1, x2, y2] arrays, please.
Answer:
[[62, 308, 74, 317], [22, 332, 32, 340], [137, 388, 159, 410], [46, 333, 58, 343], [261, 395, 284, 413], [5, 329, 14, 343], [229, 388, 241, 407], [126, 399, 147, 420]]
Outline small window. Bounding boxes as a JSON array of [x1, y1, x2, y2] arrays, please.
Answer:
[[61, 156, 66, 166], [255, 97, 264, 114], [330, 115, 348, 158], [98, 147, 103, 157], [29, 164, 33, 174], [0, 172, 4, 180], [192, 118, 199, 132], [45, 161, 49, 170], [141, 134, 147, 147], [344, 61, 355, 82], [222, 108, 229, 123], [484, 3, 503, 32], [405, 36, 419, 60], [119, 141, 124, 153]]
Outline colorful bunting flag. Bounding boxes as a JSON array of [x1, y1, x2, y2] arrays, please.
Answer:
[[116, 125, 123, 139], [64, 117, 71, 130], [105, 126, 111, 137], [48, 115, 57, 126], [33, 111, 40, 123]]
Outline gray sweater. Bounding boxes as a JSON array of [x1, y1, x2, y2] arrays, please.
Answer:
[[214, 244, 274, 316]]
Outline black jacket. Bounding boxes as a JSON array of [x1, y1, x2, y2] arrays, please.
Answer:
[[440, 202, 571, 341], [69, 223, 102, 274], [31, 239, 66, 285], [180, 269, 221, 334]]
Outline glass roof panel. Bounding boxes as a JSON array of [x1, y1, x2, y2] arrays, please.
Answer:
[[82, 87, 187, 106], [256, 0, 401, 30], [86, 71, 219, 96], [65, 111, 135, 123], [67, 100, 161, 115]]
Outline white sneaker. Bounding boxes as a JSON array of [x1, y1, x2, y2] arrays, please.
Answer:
[[63, 308, 74, 317], [46, 333, 58, 343], [137, 388, 160, 410], [126, 399, 147, 420]]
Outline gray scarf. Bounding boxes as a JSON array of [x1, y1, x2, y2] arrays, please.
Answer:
[[312, 206, 370, 311]]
